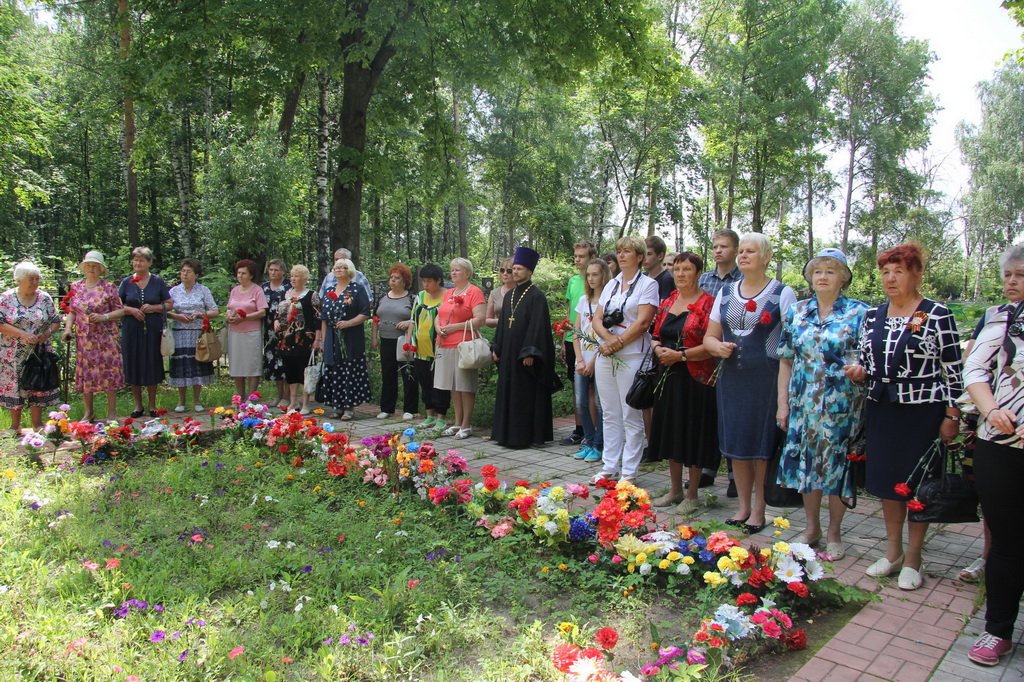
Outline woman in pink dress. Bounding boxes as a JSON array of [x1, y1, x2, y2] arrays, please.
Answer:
[[61, 251, 125, 421]]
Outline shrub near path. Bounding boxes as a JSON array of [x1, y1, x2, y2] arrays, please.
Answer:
[[0, 399, 867, 681]]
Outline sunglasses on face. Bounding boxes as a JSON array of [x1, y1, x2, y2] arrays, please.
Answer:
[[499, 268, 512, 274]]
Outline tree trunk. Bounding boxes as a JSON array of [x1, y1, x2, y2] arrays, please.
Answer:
[[646, 163, 659, 237], [169, 118, 192, 258], [118, 0, 139, 247], [452, 89, 469, 258], [841, 133, 856, 253], [372, 192, 383, 256], [315, 70, 331, 281], [725, 135, 739, 231], [278, 69, 306, 155], [806, 175, 814, 262]]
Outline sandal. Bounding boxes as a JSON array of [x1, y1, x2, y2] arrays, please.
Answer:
[[454, 427, 473, 440], [441, 425, 461, 437], [341, 410, 354, 421]]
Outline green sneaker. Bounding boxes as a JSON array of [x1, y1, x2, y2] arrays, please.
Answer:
[[419, 416, 437, 429]]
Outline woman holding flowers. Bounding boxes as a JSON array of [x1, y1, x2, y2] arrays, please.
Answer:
[[119, 246, 172, 418], [776, 248, 867, 560], [962, 244, 1024, 667], [847, 243, 963, 591], [60, 250, 124, 422], [167, 258, 219, 413], [371, 263, 417, 421], [276, 265, 319, 414], [433, 257, 486, 439], [225, 259, 268, 397], [0, 261, 61, 432], [261, 259, 291, 409], [648, 252, 718, 515], [316, 258, 371, 420], [590, 235, 660, 483], [407, 263, 449, 432], [704, 233, 796, 534], [570, 257, 610, 464]]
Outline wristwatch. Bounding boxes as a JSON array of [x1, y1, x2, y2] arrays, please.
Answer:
[[681, 347, 688, 362]]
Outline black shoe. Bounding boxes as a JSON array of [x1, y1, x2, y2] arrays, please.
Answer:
[[726, 479, 738, 498], [559, 432, 584, 446], [130, 409, 144, 419], [686, 474, 715, 489]]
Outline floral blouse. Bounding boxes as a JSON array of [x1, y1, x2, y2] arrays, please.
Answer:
[[858, 299, 964, 406], [963, 302, 1024, 446]]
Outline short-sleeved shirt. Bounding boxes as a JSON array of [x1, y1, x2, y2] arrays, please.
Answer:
[[169, 284, 217, 331], [575, 294, 599, 364], [375, 291, 414, 340], [437, 285, 485, 348], [699, 265, 742, 298], [597, 271, 660, 355], [564, 274, 585, 343], [227, 285, 268, 333], [652, 269, 674, 300]]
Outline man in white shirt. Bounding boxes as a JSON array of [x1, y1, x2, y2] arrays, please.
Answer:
[[319, 247, 373, 305]]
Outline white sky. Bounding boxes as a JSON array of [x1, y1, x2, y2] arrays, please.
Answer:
[[898, 0, 1022, 200]]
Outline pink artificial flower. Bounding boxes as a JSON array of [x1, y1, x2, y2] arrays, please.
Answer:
[[82, 561, 99, 571], [228, 645, 245, 660]]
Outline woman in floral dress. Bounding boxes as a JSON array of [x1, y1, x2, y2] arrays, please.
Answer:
[[776, 249, 867, 560], [0, 262, 61, 432], [261, 259, 291, 409], [60, 251, 124, 421], [315, 258, 370, 420]]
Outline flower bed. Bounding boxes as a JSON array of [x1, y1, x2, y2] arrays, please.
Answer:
[[1, 393, 865, 680]]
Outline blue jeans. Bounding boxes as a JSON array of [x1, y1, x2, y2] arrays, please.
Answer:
[[574, 370, 603, 449]]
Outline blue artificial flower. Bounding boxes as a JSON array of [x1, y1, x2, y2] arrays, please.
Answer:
[[568, 515, 597, 542], [698, 549, 714, 563], [323, 422, 335, 433], [406, 441, 420, 452], [403, 427, 416, 437]]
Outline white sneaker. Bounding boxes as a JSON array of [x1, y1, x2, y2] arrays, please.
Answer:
[[402, 412, 415, 421], [897, 565, 924, 590], [592, 471, 617, 484], [174, 405, 186, 413], [193, 404, 204, 412], [376, 412, 390, 419]]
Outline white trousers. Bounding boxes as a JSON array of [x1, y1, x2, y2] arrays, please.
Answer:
[[594, 351, 646, 478]]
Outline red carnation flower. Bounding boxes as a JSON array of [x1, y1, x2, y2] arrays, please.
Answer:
[[155, 408, 168, 417], [893, 482, 912, 497], [327, 291, 339, 300], [595, 627, 619, 650], [907, 499, 926, 512], [736, 593, 759, 606], [787, 581, 810, 598], [744, 299, 757, 312], [514, 479, 530, 488], [552, 643, 580, 673], [483, 477, 500, 492], [292, 456, 304, 468], [451, 295, 465, 306], [481, 464, 497, 477], [201, 317, 211, 331], [785, 629, 808, 651], [236, 309, 247, 319], [759, 310, 773, 326]]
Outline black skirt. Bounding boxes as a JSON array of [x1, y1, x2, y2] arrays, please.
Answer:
[[864, 395, 944, 501]]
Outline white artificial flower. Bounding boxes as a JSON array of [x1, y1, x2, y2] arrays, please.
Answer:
[[285, 541, 296, 549], [788, 542, 816, 561], [0, 585, 9, 594], [639, 562, 653, 576], [294, 601, 303, 612], [676, 563, 691, 575], [260, 600, 268, 609], [265, 540, 280, 549], [543, 521, 559, 535], [775, 555, 805, 583], [804, 559, 825, 581]]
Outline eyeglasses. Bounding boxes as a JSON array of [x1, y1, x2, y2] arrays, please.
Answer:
[[499, 268, 512, 274]]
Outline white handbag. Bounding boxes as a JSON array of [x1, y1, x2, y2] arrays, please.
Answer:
[[396, 335, 415, 363], [304, 347, 322, 395], [457, 319, 492, 370], [160, 314, 175, 357]]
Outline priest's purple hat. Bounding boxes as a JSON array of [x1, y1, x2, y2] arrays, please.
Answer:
[[513, 246, 540, 272]]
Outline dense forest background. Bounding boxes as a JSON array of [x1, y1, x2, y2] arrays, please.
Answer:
[[1, 0, 1023, 303]]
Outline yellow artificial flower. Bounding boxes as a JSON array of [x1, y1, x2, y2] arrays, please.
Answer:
[[627, 563, 636, 574], [658, 559, 671, 570], [1, 469, 16, 479], [214, 406, 225, 414], [636, 552, 647, 565], [399, 467, 410, 477], [682, 556, 695, 565], [716, 555, 736, 572], [558, 622, 577, 636], [285, 474, 295, 480], [667, 551, 682, 561], [254, 461, 263, 467], [760, 548, 771, 559], [772, 541, 790, 555], [313, 408, 325, 415], [728, 547, 749, 563], [312, 485, 322, 493], [356, 499, 366, 507], [541, 566, 550, 574], [557, 563, 568, 571], [773, 516, 790, 530], [548, 486, 566, 502], [703, 571, 727, 588]]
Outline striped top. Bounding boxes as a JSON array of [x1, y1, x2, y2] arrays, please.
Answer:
[[963, 303, 1024, 446]]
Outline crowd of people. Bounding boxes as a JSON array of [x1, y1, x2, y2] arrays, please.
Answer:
[[0, 235, 1020, 669]]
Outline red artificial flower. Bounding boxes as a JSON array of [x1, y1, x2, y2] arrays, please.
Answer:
[[402, 343, 417, 352], [327, 291, 339, 300], [451, 295, 465, 306], [787, 582, 809, 598], [552, 643, 581, 673], [785, 629, 808, 651], [130, 275, 142, 283], [105, 558, 121, 570], [292, 457, 304, 468], [514, 479, 530, 488], [481, 464, 497, 478], [907, 499, 926, 512], [155, 408, 168, 416], [235, 309, 247, 319], [326, 460, 346, 477], [736, 593, 759, 607], [373, 315, 380, 325], [201, 317, 211, 331], [288, 309, 298, 323], [279, 445, 289, 453], [759, 310, 773, 326], [483, 477, 500, 492], [594, 478, 618, 491], [893, 482, 912, 497], [744, 299, 757, 312], [595, 627, 619, 650]]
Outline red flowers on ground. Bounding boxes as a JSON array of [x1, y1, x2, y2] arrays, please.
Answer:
[[595, 627, 619, 650], [228, 645, 244, 660], [785, 628, 808, 650]]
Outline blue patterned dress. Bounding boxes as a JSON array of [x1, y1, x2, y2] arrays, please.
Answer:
[[777, 295, 868, 494]]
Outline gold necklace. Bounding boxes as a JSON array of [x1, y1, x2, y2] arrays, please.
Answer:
[[507, 283, 533, 327]]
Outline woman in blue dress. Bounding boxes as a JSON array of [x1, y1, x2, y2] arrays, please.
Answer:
[[776, 248, 867, 560], [315, 258, 371, 420], [119, 246, 172, 418]]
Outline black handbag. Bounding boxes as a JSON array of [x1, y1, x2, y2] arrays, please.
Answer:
[[20, 344, 60, 392], [625, 349, 663, 410], [765, 430, 803, 508], [907, 440, 979, 524]]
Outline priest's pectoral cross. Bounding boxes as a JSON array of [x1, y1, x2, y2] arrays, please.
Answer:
[[507, 315, 514, 327]]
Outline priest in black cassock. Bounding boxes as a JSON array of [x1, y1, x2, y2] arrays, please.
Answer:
[[490, 246, 562, 448]]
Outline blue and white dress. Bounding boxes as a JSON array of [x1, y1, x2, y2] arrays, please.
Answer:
[[777, 295, 868, 494]]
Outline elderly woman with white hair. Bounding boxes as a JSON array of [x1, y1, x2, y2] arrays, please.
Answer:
[[433, 257, 486, 439], [0, 261, 61, 432], [704, 232, 796, 534], [775, 248, 868, 560], [315, 258, 371, 420]]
